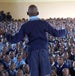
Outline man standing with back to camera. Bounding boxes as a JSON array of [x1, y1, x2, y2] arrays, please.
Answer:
[[0, 5, 66, 76]]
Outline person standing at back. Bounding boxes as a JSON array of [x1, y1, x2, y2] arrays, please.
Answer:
[[0, 5, 66, 76]]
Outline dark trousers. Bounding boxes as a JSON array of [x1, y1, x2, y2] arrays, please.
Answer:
[[28, 49, 51, 76]]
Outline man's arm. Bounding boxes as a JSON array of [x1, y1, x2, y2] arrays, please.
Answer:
[[0, 25, 25, 44], [44, 21, 66, 37]]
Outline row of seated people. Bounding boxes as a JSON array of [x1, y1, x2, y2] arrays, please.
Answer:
[[0, 11, 12, 22]]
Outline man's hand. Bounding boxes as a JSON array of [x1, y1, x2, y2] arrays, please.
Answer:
[[0, 28, 5, 35]]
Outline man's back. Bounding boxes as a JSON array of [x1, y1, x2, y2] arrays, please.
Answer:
[[24, 20, 48, 50], [23, 19, 65, 51]]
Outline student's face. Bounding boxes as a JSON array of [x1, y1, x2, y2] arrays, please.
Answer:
[[50, 57, 54, 64], [58, 58, 64, 65], [17, 55, 22, 61], [0, 64, 3, 71], [0, 53, 2, 59], [10, 63, 15, 70], [5, 55, 10, 62], [73, 61, 75, 67], [23, 52, 27, 58], [73, 48, 75, 54], [64, 52, 69, 59], [10, 52, 15, 58]]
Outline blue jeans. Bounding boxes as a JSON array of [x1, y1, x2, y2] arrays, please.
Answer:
[[28, 49, 51, 76]]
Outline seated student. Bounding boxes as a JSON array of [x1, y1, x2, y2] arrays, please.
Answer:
[[0, 11, 6, 21], [49, 56, 58, 73], [69, 61, 75, 76], [16, 54, 26, 69], [3, 55, 11, 70], [6, 12, 12, 21], [55, 56, 69, 76], [62, 68, 69, 76], [9, 51, 17, 64], [50, 56, 58, 68], [22, 64, 30, 75], [63, 51, 72, 68], [16, 68, 24, 76], [0, 63, 9, 76], [0, 53, 3, 64], [2, 46, 7, 58], [69, 47, 75, 61], [51, 70, 57, 76], [7, 62, 16, 76]]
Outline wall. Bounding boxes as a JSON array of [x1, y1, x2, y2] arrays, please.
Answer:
[[0, 2, 75, 19]]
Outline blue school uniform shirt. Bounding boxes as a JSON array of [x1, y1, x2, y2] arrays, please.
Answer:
[[8, 69, 16, 76], [5, 16, 66, 51], [16, 59, 26, 69]]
